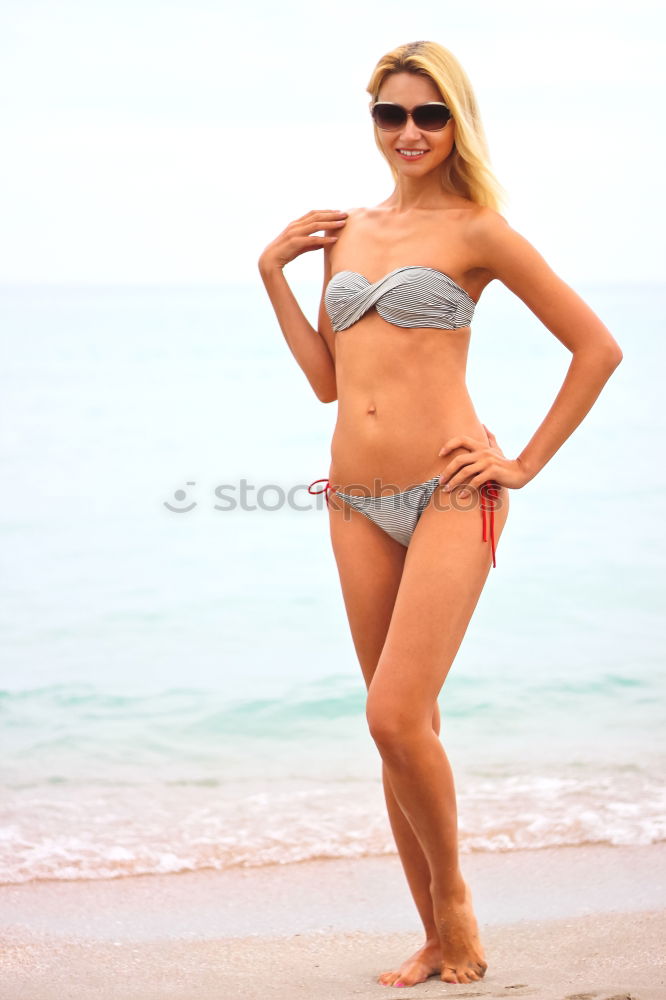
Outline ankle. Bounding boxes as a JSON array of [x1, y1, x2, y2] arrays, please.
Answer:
[[430, 872, 467, 904], [424, 935, 441, 949]]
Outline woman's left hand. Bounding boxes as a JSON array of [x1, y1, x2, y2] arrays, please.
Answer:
[[438, 424, 531, 491]]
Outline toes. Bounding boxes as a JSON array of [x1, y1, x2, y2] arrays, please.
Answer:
[[440, 966, 480, 985], [378, 970, 426, 988], [459, 963, 486, 982], [378, 954, 441, 988]]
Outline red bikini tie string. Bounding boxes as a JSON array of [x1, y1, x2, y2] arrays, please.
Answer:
[[480, 481, 501, 569], [308, 478, 334, 507]]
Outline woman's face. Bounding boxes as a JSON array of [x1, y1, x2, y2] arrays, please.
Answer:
[[373, 71, 455, 176]]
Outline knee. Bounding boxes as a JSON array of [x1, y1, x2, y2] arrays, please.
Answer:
[[365, 692, 430, 756], [365, 700, 401, 750], [432, 699, 441, 737]]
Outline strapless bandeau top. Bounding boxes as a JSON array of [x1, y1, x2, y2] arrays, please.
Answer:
[[324, 265, 476, 333]]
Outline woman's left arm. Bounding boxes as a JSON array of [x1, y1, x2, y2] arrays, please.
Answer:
[[441, 210, 623, 491]]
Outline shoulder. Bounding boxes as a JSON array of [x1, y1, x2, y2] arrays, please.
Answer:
[[436, 198, 509, 249], [460, 206, 573, 314], [465, 204, 510, 241], [463, 205, 518, 269], [323, 205, 365, 238], [340, 205, 368, 229]]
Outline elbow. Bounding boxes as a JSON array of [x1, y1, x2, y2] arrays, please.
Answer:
[[315, 386, 338, 404], [578, 339, 623, 373], [595, 348, 623, 387], [605, 343, 624, 371], [602, 330, 624, 369], [313, 373, 338, 403]]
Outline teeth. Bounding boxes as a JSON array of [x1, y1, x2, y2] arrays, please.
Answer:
[[398, 150, 426, 157]]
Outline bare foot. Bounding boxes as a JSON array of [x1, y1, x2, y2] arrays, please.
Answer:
[[433, 879, 488, 985], [377, 939, 443, 988]]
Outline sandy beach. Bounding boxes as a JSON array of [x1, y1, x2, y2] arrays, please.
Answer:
[[0, 843, 664, 999]]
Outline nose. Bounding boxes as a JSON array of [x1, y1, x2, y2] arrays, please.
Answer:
[[398, 113, 422, 141]]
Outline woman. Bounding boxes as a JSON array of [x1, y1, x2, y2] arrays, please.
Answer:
[[258, 40, 622, 988]]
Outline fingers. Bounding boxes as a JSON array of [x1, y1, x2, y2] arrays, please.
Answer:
[[440, 427, 501, 459], [439, 459, 486, 490], [438, 450, 479, 483], [482, 423, 505, 457], [302, 210, 348, 218], [291, 211, 348, 248], [270, 210, 348, 267], [442, 462, 501, 492], [299, 215, 347, 237], [295, 209, 348, 229], [438, 434, 482, 456]]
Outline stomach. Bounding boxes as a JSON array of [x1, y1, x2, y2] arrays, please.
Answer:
[[327, 318, 488, 493]]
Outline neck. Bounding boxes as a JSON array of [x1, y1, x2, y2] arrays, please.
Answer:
[[386, 172, 448, 213]]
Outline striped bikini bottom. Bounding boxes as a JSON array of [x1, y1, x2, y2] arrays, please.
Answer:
[[308, 475, 500, 568]]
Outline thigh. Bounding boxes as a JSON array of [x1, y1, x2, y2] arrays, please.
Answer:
[[368, 483, 510, 719], [327, 492, 407, 691]]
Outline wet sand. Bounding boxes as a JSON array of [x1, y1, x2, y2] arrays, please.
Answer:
[[0, 843, 664, 999]]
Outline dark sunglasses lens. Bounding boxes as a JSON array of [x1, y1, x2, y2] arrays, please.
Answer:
[[372, 104, 407, 130], [413, 104, 451, 130]]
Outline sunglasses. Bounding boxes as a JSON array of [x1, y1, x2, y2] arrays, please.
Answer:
[[370, 101, 453, 132]]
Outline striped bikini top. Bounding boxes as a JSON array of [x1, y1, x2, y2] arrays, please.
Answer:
[[325, 265, 476, 333]]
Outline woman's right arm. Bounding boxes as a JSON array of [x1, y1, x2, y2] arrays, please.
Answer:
[[258, 209, 347, 403]]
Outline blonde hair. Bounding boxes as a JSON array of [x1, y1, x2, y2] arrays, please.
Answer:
[[366, 40, 508, 211]]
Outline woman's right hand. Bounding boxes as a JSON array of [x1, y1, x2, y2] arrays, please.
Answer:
[[258, 210, 348, 274]]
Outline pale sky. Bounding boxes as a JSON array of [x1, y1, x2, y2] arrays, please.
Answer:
[[0, 0, 663, 285]]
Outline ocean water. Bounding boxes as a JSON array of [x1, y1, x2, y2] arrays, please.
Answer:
[[1, 279, 664, 884]]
